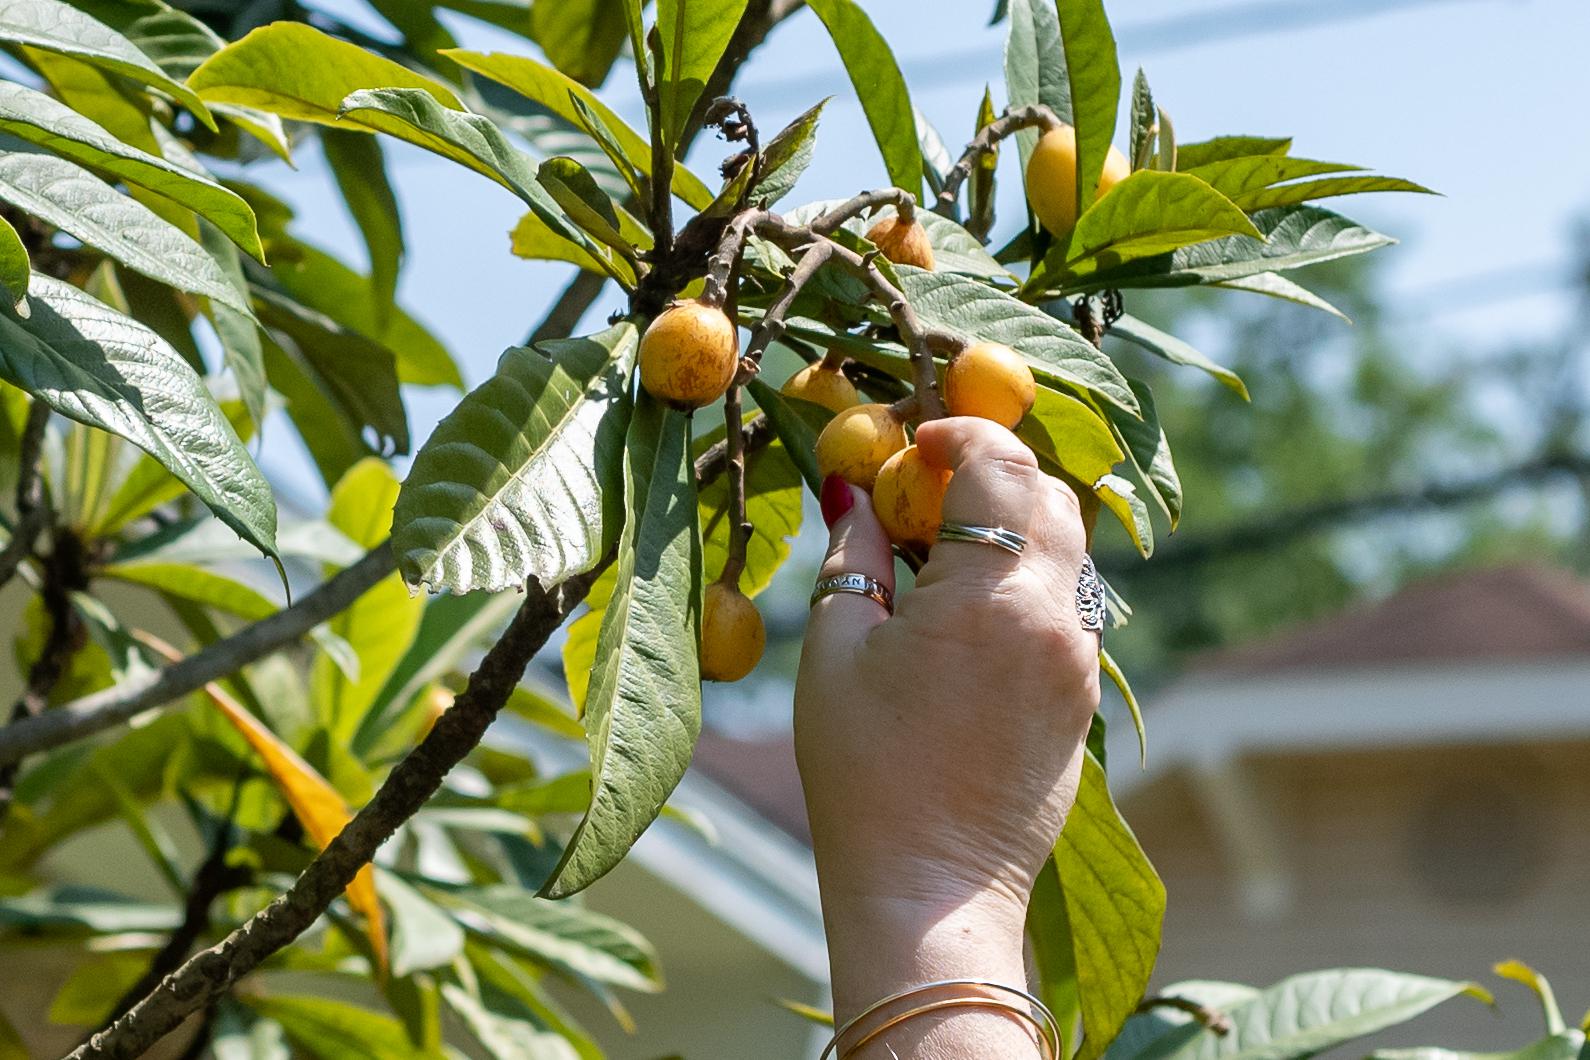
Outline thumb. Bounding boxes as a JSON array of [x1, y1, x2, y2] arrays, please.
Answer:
[[806, 474, 897, 659]]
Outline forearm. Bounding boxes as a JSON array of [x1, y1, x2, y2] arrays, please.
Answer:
[[819, 886, 1047, 1059]]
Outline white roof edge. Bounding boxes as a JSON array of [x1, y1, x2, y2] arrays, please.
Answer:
[[1107, 657, 1590, 799], [512, 722, 830, 984]]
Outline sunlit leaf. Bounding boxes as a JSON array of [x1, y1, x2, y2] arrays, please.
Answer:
[[753, 97, 828, 207], [1056, 0, 1121, 212], [805, 0, 921, 194], [0, 214, 27, 308], [241, 995, 441, 1059], [698, 435, 802, 594], [656, 0, 750, 147], [1173, 135, 1291, 169], [1004, 0, 1067, 173]]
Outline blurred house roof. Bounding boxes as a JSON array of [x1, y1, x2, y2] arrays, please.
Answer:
[[688, 564, 1590, 851], [1193, 563, 1590, 677]]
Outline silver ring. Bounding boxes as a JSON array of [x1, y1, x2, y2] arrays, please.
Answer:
[[1077, 554, 1106, 633], [810, 572, 894, 615], [936, 522, 1026, 556]]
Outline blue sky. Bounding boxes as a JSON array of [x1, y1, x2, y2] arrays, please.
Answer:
[[256, 0, 1590, 502]]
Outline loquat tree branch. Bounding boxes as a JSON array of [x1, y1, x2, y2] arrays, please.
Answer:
[[69, 561, 610, 1060], [934, 104, 1063, 239], [0, 398, 51, 592]]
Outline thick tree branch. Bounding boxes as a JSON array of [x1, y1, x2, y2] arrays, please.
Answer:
[[0, 543, 396, 769], [70, 562, 608, 1060], [0, 398, 51, 591], [1102, 451, 1590, 573]]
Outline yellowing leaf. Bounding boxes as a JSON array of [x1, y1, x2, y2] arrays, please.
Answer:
[[137, 633, 387, 976]]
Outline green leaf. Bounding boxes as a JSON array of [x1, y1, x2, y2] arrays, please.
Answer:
[[1096, 472, 1152, 557], [1129, 69, 1155, 170], [323, 129, 404, 326], [70, 0, 226, 81], [434, 884, 663, 991], [0, 213, 27, 307], [1005, 0, 1068, 174], [1099, 647, 1145, 766], [2, 275, 276, 558], [1370, 1035, 1589, 1060], [392, 323, 637, 595], [1108, 982, 1262, 1060], [190, 22, 461, 128], [1028, 170, 1261, 293], [539, 394, 702, 899], [568, 93, 646, 202], [1173, 135, 1291, 169], [698, 436, 802, 594], [440, 983, 579, 1060], [1212, 272, 1349, 321], [1110, 378, 1180, 527], [1016, 387, 1123, 486], [505, 683, 585, 742], [528, 0, 630, 88], [0, 887, 181, 933], [969, 87, 999, 235], [1057, 750, 1165, 1060], [753, 97, 829, 207], [656, 0, 750, 146], [261, 231, 459, 390], [898, 268, 1138, 414], [313, 459, 423, 743], [917, 106, 953, 196], [744, 378, 827, 493], [463, 940, 604, 1059], [1232, 174, 1434, 212], [444, 48, 714, 209], [0, 0, 215, 129], [805, 0, 921, 194], [1106, 313, 1248, 398], [1057, 0, 1121, 212], [1154, 105, 1176, 171], [379, 871, 465, 978], [509, 208, 627, 283], [99, 560, 277, 621], [198, 221, 267, 429], [1181, 155, 1362, 200], [259, 335, 367, 488], [537, 155, 650, 259], [242, 995, 445, 1060], [1070, 205, 1396, 295], [1028, 856, 1082, 1059], [253, 286, 409, 456], [0, 81, 261, 259], [1142, 970, 1487, 1060], [0, 148, 251, 315], [211, 1000, 291, 1060]]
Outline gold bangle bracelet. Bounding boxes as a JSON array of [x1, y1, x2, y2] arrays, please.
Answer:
[[839, 996, 1055, 1059], [819, 978, 1062, 1059]]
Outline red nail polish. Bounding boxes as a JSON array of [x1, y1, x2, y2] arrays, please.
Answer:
[[820, 474, 854, 528]]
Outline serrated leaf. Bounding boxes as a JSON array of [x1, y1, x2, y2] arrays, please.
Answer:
[[393, 323, 636, 595], [1069, 205, 1396, 295], [0, 0, 214, 128], [323, 129, 403, 326], [0, 80, 261, 258], [1059, 750, 1164, 1060], [1028, 170, 1260, 293], [698, 435, 802, 594], [1, 275, 276, 557], [656, 0, 750, 147], [241, 996, 439, 1059], [540, 395, 701, 899], [1232, 174, 1434, 212], [444, 48, 714, 209], [0, 148, 251, 314], [1129, 69, 1155, 170], [753, 97, 828, 207], [1212, 272, 1349, 322], [435, 884, 662, 991], [1005, 0, 1068, 174], [0, 213, 27, 307], [898, 268, 1138, 414], [1174, 135, 1291, 169], [805, 0, 921, 195], [1142, 969, 1487, 1060], [1057, 0, 1120, 212], [190, 22, 460, 128]]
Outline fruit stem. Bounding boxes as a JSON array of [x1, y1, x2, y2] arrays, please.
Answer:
[[935, 103, 1064, 237]]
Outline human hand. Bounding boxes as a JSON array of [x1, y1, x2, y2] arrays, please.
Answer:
[[795, 416, 1100, 1053]]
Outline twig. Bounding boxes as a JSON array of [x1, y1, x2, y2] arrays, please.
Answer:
[[0, 398, 51, 591], [696, 417, 776, 488], [720, 382, 750, 587], [934, 104, 1062, 237], [0, 543, 396, 769], [70, 561, 610, 1060], [810, 188, 917, 235], [1134, 995, 1233, 1036]]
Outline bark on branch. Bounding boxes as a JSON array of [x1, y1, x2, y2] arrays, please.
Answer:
[[0, 398, 51, 591], [69, 562, 607, 1060]]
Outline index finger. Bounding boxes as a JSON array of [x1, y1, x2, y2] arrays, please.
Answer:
[[913, 416, 1042, 575]]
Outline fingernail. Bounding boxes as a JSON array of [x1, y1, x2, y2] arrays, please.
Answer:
[[820, 474, 854, 528]]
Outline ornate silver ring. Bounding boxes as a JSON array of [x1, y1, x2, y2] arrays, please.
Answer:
[[1077, 554, 1106, 633], [810, 572, 894, 615]]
